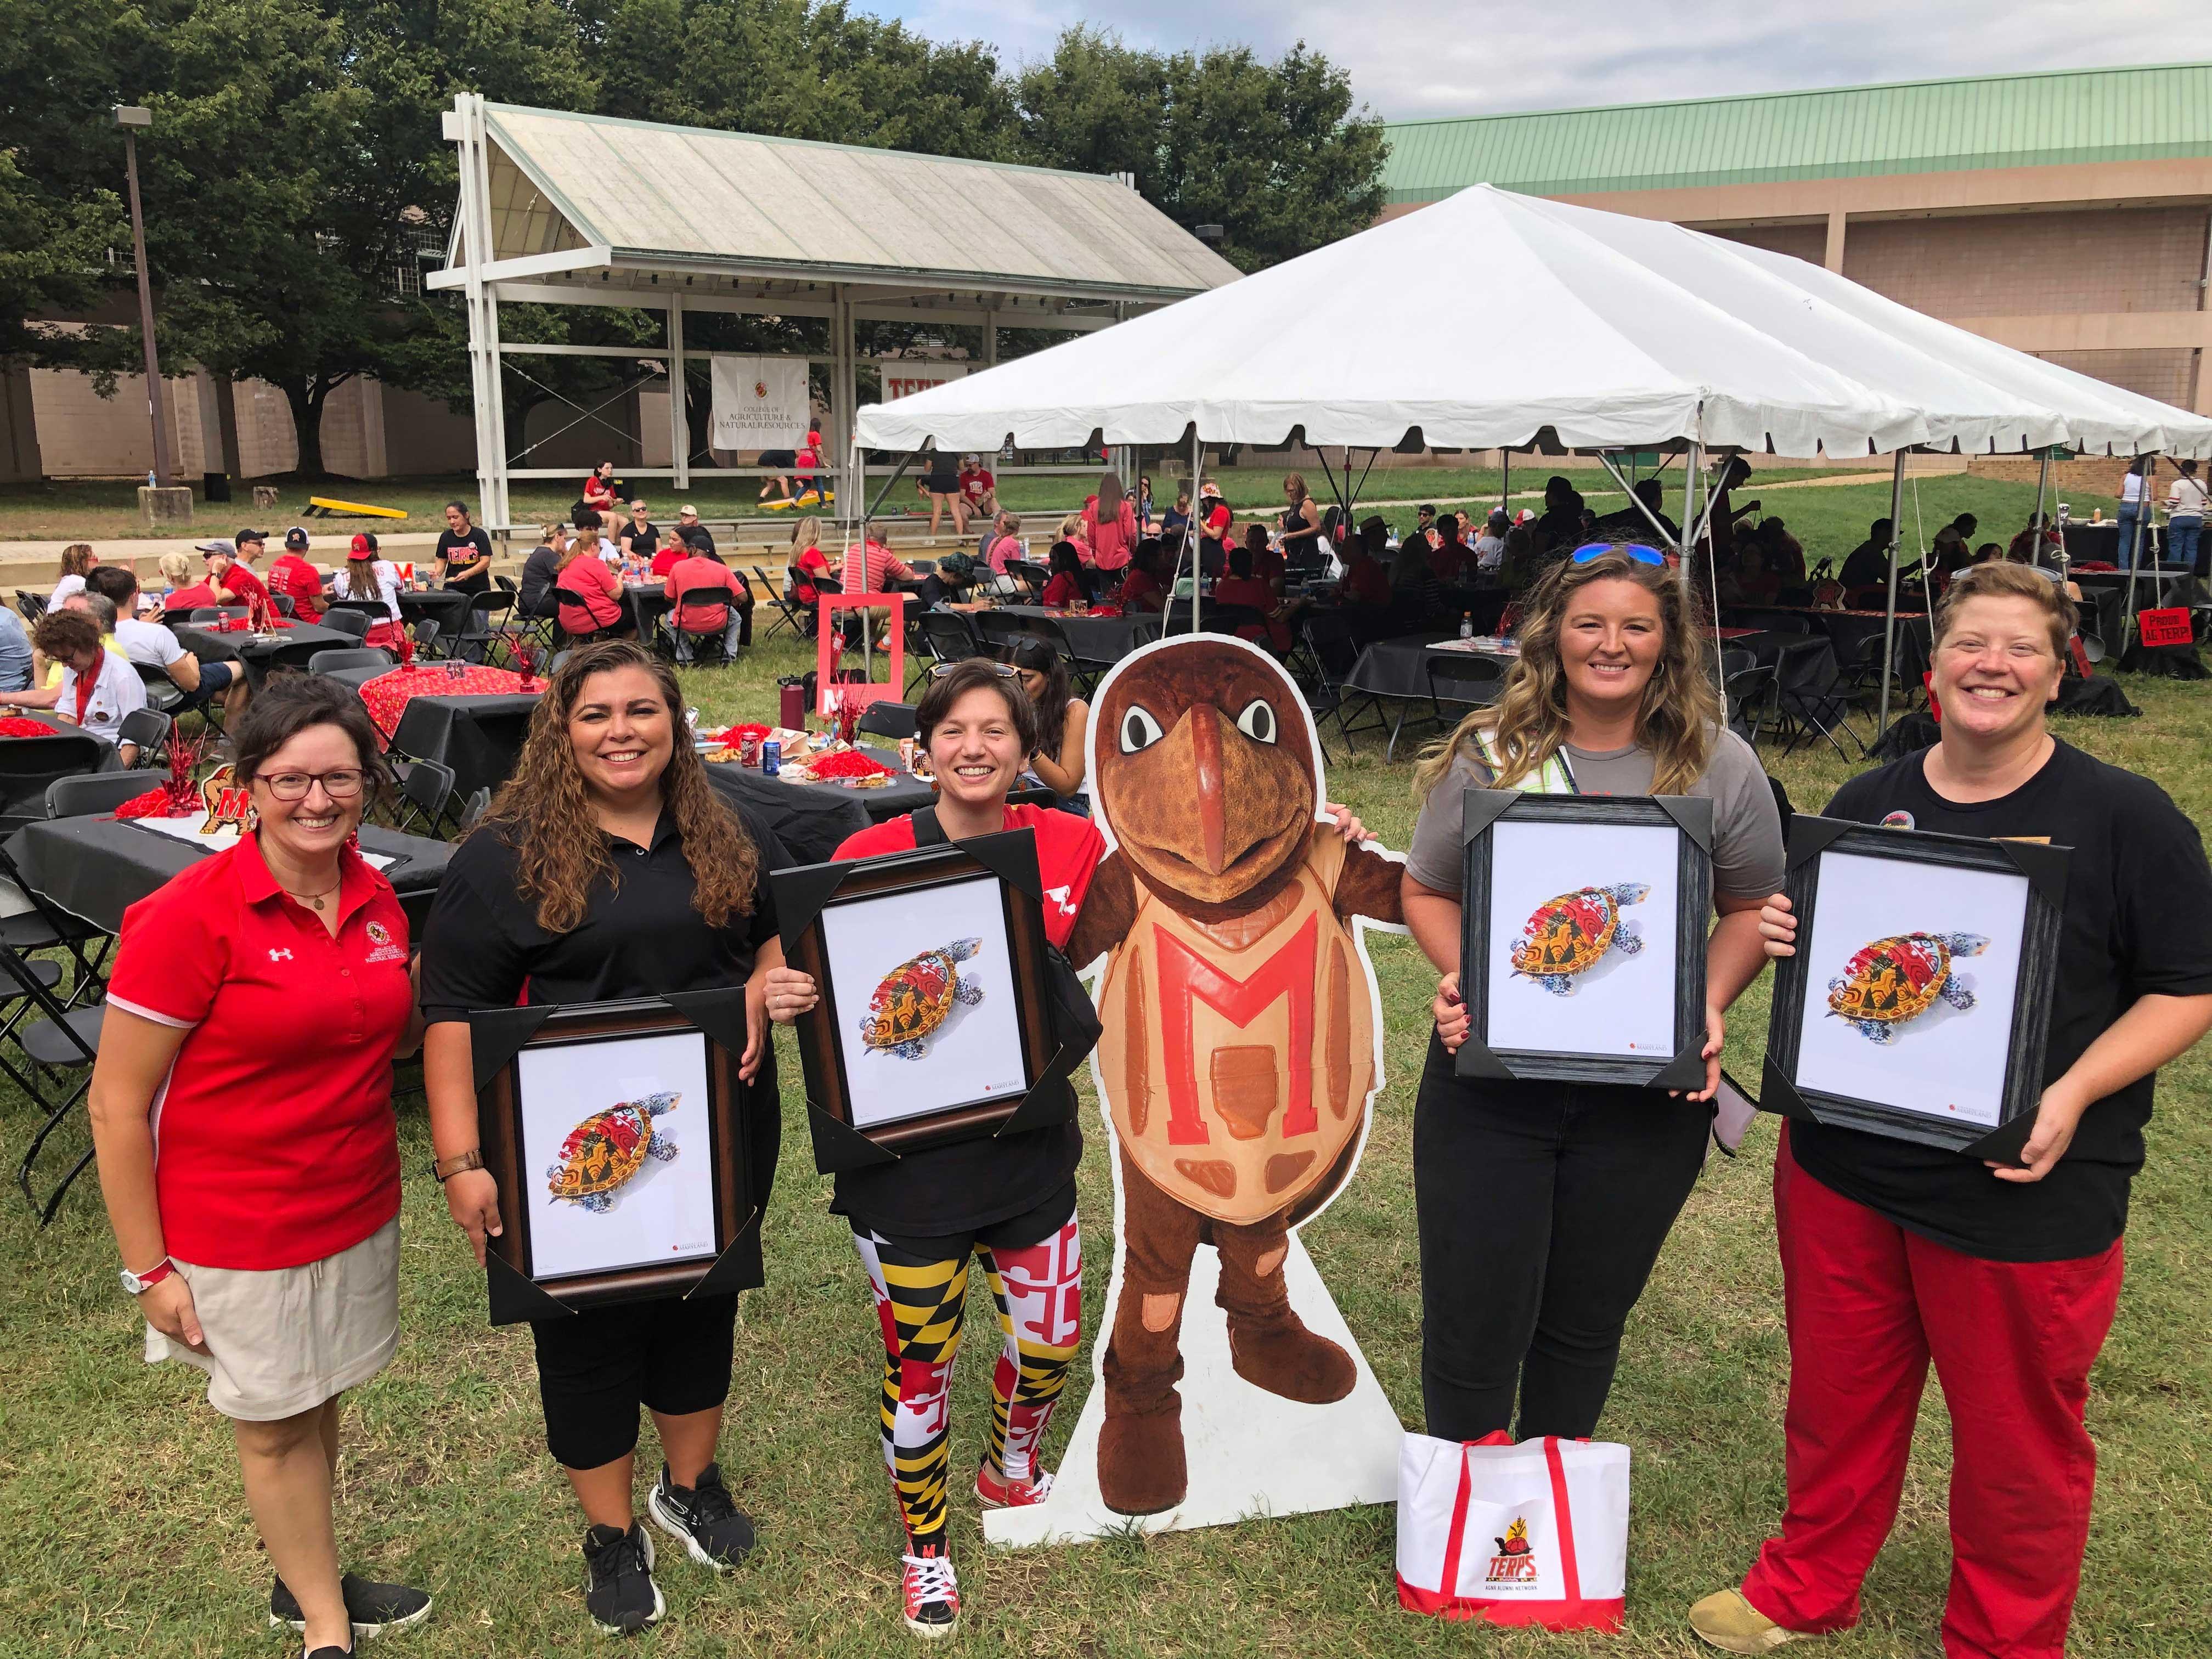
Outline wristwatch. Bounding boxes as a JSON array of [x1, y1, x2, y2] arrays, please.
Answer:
[[120, 1258, 176, 1296], [433, 1147, 486, 1183]]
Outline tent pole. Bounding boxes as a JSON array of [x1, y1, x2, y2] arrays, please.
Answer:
[[1680, 426, 1703, 596], [1595, 450, 1681, 551], [1501, 449, 1510, 520], [1878, 448, 1907, 740], [2127, 454, 2158, 620], [667, 292, 688, 492], [1190, 426, 1204, 636], [2032, 448, 2050, 539]]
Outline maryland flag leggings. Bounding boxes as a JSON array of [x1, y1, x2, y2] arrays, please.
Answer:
[[852, 1217, 1084, 1548]]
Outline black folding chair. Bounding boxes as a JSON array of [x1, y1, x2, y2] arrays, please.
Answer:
[[317, 606, 374, 641], [1296, 611, 1386, 753], [46, 772, 155, 817], [116, 707, 171, 768], [0, 838, 111, 1006], [857, 701, 918, 741], [1427, 654, 1506, 724], [270, 594, 296, 617], [459, 785, 492, 832], [452, 591, 514, 666], [15, 591, 44, 624], [1772, 637, 1863, 760], [410, 618, 443, 660], [755, 566, 809, 642], [134, 661, 185, 715], [664, 590, 737, 667], [308, 647, 395, 676], [4, 936, 104, 1223], [1724, 662, 1777, 748], [388, 755, 458, 838], [915, 610, 983, 674]]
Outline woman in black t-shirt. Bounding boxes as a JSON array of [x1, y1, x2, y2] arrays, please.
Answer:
[[419, 641, 789, 1640], [435, 499, 494, 597], [1690, 562, 2212, 1659]]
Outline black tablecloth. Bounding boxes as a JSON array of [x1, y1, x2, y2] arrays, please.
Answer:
[[0, 721, 114, 825], [992, 605, 1159, 663], [2063, 523, 2165, 566], [625, 581, 670, 642], [2074, 568, 2198, 608], [319, 664, 393, 696], [177, 623, 363, 687], [1342, 634, 1514, 699], [389, 693, 543, 798], [321, 589, 473, 656], [707, 760, 1052, 861], [7, 819, 455, 934]]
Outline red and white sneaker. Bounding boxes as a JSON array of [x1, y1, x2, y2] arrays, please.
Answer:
[[901, 1545, 960, 1639], [975, 1462, 1055, 1509]]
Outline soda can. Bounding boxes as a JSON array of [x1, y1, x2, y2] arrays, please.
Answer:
[[762, 739, 780, 776], [740, 732, 763, 768]]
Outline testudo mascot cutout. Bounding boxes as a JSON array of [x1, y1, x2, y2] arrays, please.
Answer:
[[988, 634, 1407, 1545]]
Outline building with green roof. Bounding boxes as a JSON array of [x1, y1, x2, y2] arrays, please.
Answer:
[[1382, 65, 2212, 413]]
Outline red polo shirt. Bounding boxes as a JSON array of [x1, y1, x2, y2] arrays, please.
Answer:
[[836, 804, 1103, 950], [105, 834, 411, 1269]]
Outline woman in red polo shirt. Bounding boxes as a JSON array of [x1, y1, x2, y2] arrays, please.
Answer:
[[552, 535, 632, 641], [87, 676, 430, 1657]]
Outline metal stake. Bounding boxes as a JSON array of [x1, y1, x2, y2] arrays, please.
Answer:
[[1877, 448, 1908, 740]]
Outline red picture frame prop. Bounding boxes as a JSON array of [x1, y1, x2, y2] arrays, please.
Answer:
[[2137, 606, 2193, 648], [815, 590, 907, 716]]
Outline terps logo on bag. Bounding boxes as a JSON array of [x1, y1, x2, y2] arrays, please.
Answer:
[[1486, 1516, 1538, 1585]]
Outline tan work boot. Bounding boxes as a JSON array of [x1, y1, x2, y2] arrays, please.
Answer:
[[1688, 1589, 1812, 1654]]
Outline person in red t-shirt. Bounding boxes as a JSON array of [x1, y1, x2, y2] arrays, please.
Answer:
[[1212, 544, 1296, 653], [1428, 512, 1474, 587], [648, 528, 687, 579], [786, 516, 836, 632], [662, 548, 749, 661], [1335, 517, 1395, 608], [1119, 541, 1167, 614], [582, 461, 619, 520], [553, 540, 631, 640], [86, 677, 426, 1653], [267, 527, 326, 620], [210, 531, 274, 615], [957, 455, 997, 518], [1041, 540, 1090, 608], [762, 658, 1102, 1634]]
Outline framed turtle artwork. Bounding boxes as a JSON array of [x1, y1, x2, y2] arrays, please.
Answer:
[[774, 828, 1083, 1166], [1762, 816, 2068, 1159], [469, 992, 759, 1325], [1458, 791, 1715, 1087]]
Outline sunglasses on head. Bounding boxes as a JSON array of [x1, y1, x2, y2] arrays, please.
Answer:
[[928, 659, 1017, 679], [1570, 542, 1668, 567]]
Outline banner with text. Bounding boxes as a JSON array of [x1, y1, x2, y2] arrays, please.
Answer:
[[873, 360, 968, 402], [709, 356, 810, 452]]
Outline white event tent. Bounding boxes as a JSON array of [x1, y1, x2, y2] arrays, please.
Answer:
[[857, 183, 2212, 727]]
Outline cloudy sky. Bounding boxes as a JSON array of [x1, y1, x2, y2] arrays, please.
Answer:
[[865, 0, 2207, 122]]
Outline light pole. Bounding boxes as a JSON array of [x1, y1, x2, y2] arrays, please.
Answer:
[[114, 104, 174, 489]]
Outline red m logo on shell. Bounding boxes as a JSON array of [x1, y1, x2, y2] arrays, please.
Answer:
[[1152, 915, 1318, 1146]]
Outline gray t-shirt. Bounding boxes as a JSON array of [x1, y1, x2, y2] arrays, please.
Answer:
[[1404, 727, 1786, 902]]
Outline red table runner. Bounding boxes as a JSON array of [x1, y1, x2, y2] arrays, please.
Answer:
[[359, 665, 535, 741]]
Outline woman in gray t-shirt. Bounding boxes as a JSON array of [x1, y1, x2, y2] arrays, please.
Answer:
[[1399, 543, 1784, 1444]]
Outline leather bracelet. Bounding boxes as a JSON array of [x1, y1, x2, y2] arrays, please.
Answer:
[[432, 1147, 485, 1183]]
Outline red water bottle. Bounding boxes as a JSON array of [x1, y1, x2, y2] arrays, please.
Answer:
[[780, 681, 805, 729]]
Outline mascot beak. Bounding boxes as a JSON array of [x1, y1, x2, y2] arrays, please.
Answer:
[[1187, 702, 1230, 874]]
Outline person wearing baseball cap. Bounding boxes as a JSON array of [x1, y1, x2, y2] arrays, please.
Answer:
[[207, 533, 273, 614], [331, 532, 405, 647], [267, 528, 325, 621], [674, 506, 715, 558]]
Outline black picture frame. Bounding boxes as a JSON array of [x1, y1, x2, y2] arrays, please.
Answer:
[[1761, 815, 2068, 1160], [772, 827, 1085, 1173], [1458, 789, 1714, 1087], [469, 990, 758, 1326]]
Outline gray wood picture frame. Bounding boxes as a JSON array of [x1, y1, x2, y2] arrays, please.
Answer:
[[1457, 789, 1714, 1088], [1760, 815, 2068, 1160]]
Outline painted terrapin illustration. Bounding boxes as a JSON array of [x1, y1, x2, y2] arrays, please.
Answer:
[[1827, 932, 1989, 1043], [859, 937, 986, 1059], [1509, 883, 1651, 994], [545, 1091, 681, 1214]]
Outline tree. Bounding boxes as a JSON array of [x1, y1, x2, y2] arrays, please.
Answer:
[[1017, 29, 1385, 273]]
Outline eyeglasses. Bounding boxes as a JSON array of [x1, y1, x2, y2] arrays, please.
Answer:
[[928, 660, 1017, 679], [257, 769, 366, 802], [1571, 542, 1668, 567]]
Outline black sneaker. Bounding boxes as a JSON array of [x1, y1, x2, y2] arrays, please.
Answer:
[[647, 1461, 757, 1572], [582, 1521, 665, 1636], [304, 1647, 353, 1659], [270, 1572, 433, 1638]]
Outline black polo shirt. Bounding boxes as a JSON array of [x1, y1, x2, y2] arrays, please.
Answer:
[[419, 803, 792, 1284]]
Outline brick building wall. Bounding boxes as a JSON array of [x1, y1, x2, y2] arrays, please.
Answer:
[[1713, 223, 1827, 263], [1839, 206, 2209, 318]]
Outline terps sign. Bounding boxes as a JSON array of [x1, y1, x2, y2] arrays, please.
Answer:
[[873, 360, 967, 402]]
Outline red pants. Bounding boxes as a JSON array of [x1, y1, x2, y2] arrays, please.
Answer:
[[1740, 1129, 2123, 1659]]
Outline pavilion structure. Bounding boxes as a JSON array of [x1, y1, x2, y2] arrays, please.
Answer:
[[429, 94, 1238, 531]]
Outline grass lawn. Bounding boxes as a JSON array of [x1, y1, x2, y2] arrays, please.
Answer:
[[3, 630, 2206, 1657], [0, 460, 2001, 546]]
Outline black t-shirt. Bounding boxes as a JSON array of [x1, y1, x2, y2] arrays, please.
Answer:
[[1788, 740, 2212, 1261], [436, 527, 494, 596], [518, 544, 562, 618], [619, 520, 659, 557], [419, 805, 793, 1287]]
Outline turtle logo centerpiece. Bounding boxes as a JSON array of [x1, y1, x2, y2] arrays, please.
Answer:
[[1827, 932, 1989, 1043], [1510, 882, 1650, 995], [546, 1091, 681, 1214], [859, 937, 986, 1060]]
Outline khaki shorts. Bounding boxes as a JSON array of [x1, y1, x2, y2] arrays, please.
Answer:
[[145, 1218, 400, 1421]]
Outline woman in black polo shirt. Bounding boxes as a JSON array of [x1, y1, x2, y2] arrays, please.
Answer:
[[1688, 561, 2212, 1658], [419, 640, 788, 1639]]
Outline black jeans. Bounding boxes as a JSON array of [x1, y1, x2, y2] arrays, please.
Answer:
[[1413, 1034, 1709, 1442]]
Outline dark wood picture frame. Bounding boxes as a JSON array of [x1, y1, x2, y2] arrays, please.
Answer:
[[1457, 790, 1714, 1088], [776, 836, 1061, 1160], [472, 995, 755, 1324], [1762, 816, 2068, 1159]]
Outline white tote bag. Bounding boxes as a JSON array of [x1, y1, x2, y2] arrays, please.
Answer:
[[1396, 1430, 1630, 1630]]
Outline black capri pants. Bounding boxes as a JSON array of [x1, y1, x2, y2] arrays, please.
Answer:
[[1413, 1033, 1709, 1443], [531, 1292, 737, 1470]]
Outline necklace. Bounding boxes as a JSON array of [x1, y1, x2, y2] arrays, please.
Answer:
[[282, 881, 341, 912]]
